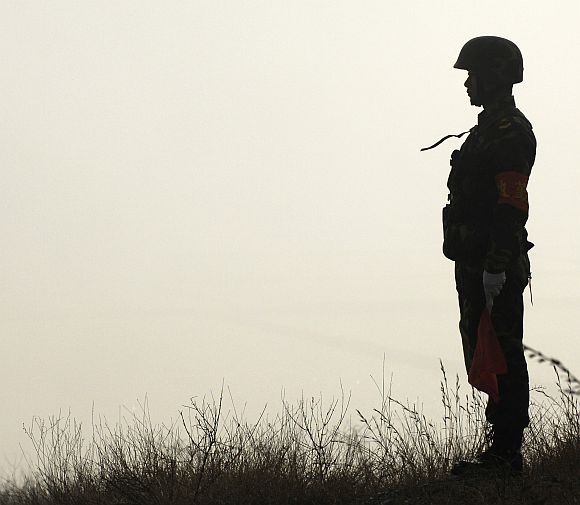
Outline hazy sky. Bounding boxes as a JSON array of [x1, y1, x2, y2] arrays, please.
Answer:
[[2, 1, 579, 475]]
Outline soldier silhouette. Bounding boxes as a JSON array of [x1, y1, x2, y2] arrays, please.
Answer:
[[426, 36, 536, 475]]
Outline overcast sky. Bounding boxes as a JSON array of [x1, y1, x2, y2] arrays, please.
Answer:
[[1, 0, 579, 475]]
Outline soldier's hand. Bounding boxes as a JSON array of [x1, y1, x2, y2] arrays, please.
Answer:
[[483, 270, 506, 310]]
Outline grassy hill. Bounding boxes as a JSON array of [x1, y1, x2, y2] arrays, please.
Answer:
[[1, 360, 578, 505]]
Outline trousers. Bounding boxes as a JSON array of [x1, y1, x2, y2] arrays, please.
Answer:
[[455, 253, 531, 431]]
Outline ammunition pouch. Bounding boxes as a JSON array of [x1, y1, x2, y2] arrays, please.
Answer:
[[442, 204, 489, 262]]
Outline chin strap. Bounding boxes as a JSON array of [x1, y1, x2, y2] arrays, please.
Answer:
[[420, 129, 471, 151]]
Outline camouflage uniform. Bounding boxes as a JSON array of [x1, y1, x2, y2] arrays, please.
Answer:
[[443, 95, 536, 437]]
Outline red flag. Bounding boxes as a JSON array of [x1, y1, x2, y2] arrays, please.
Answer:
[[468, 308, 508, 402]]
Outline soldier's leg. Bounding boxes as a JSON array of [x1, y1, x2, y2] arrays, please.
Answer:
[[485, 253, 531, 450], [455, 262, 486, 373]]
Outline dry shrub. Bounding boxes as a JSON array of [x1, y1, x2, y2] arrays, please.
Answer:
[[1, 356, 578, 505]]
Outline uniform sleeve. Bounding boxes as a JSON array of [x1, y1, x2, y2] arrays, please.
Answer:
[[484, 125, 535, 273]]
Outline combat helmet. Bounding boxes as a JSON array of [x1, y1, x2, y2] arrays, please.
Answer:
[[454, 36, 523, 85]]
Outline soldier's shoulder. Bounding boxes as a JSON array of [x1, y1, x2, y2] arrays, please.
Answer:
[[496, 108, 532, 130], [492, 109, 535, 143]]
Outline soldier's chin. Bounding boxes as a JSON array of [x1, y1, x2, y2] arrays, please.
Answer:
[[470, 95, 483, 107]]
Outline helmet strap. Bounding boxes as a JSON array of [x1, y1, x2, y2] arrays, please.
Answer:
[[477, 75, 512, 109]]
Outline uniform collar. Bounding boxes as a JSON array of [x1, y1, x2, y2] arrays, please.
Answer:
[[477, 95, 516, 129]]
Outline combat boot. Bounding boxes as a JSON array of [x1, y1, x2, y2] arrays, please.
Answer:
[[451, 447, 523, 476], [451, 425, 524, 477]]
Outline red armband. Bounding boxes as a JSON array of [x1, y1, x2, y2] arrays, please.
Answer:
[[495, 171, 529, 212]]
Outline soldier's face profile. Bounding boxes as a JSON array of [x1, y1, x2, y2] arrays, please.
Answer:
[[464, 72, 482, 106]]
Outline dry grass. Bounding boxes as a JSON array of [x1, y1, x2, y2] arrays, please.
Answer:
[[0, 355, 579, 505]]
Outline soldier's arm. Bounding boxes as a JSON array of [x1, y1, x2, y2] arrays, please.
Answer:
[[484, 126, 535, 274]]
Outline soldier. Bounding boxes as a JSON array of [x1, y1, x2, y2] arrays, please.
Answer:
[[440, 36, 537, 475]]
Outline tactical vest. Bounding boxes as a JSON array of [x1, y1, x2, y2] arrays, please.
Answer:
[[442, 104, 535, 263]]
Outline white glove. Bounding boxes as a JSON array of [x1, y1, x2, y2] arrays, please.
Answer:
[[483, 270, 506, 310]]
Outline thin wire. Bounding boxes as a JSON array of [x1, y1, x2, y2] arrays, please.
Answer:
[[420, 130, 470, 152]]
